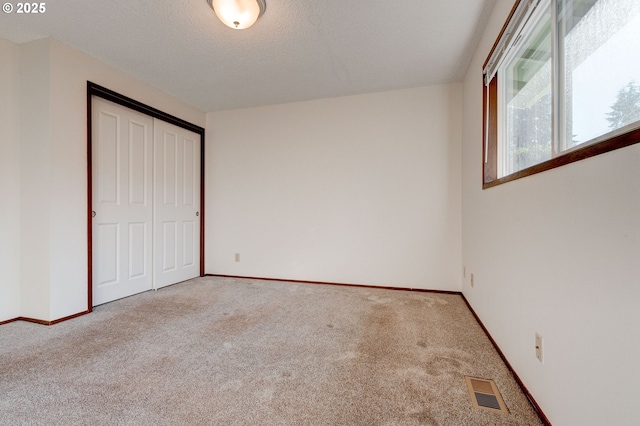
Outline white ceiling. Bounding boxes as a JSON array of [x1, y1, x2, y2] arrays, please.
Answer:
[[0, 0, 496, 111]]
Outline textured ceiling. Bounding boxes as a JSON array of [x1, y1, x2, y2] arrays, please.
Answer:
[[0, 0, 496, 111]]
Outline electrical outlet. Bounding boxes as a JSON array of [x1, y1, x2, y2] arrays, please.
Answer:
[[234, 253, 240, 262], [463, 267, 466, 278], [470, 273, 474, 287], [535, 333, 543, 363]]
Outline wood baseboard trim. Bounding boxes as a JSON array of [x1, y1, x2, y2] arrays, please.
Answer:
[[17, 317, 51, 326], [49, 310, 92, 325], [207, 274, 462, 295], [0, 310, 91, 327], [0, 317, 19, 326], [460, 295, 551, 426]]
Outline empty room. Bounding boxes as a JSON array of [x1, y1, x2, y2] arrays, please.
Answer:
[[1, 0, 639, 424]]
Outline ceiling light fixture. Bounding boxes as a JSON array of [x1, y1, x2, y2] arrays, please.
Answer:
[[207, 0, 266, 30]]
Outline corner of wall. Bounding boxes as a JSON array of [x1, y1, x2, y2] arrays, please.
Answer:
[[18, 38, 53, 321], [0, 39, 22, 321]]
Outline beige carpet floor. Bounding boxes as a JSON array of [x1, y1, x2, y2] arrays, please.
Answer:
[[0, 276, 542, 425]]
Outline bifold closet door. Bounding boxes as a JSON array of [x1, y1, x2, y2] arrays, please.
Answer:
[[153, 119, 201, 289], [92, 98, 154, 306]]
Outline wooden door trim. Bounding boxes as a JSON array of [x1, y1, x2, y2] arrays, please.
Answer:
[[87, 82, 206, 311]]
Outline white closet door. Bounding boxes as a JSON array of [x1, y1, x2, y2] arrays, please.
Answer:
[[92, 98, 154, 305], [153, 119, 201, 289]]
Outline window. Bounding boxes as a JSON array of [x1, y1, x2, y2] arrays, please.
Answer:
[[483, 0, 640, 187]]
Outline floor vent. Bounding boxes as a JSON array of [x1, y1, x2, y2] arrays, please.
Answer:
[[465, 376, 509, 414]]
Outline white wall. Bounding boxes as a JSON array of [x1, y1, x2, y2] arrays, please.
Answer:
[[2, 38, 206, 322], [461, 1, 640, 425], [19, 39, 51, 320], [0, 39, 21, 322], [206, 84, 462, 291]]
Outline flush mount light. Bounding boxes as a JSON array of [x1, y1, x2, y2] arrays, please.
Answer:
[[207, 0, 266, 30]]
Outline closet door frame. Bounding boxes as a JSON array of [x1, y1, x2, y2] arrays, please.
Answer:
[[86, 82, 206, 310]]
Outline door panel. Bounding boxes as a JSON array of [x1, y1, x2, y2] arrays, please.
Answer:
[[163, 133, 177, 206], [183, 138, 196, 206], [97, 223, 119, 286], [128, 122, 148, 206], [92, 98, 154, 306], [97, 111, 119, 205], [128, 222, 147, 279], [154, 120, 201, 288], [183, 220, 196, 267], [162, 221, 177, 272]]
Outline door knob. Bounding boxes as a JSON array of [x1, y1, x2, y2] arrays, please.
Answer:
[[196, 212, 199, 217], [92, 211, 96, 218]]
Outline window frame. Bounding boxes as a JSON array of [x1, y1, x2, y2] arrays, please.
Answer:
[[482, 0, 640, 189]]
